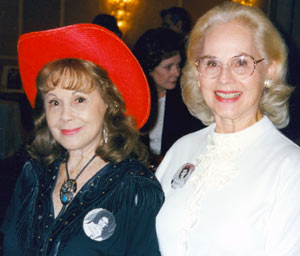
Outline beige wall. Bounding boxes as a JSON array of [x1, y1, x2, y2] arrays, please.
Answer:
[[63, 0, 181, 49], [0, 0, 270, 57], [183, 0, 224, 26], [62, 0, 270, 48], [183, 0, 269, 27], [0, 0, 271, 90]]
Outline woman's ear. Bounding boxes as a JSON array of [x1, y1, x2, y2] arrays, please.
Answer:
[[266, 60, 277, 80]]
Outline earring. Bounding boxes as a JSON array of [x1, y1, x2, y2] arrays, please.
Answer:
[[103, 128, 108, 144], [264, 79, 273, 89], [113, 101, 118, 109], [197, 80, 200, 88]]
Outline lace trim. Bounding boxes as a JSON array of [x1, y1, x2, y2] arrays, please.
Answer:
[[178, 132, 242, 255]]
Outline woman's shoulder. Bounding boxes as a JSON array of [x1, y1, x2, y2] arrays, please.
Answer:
[[155, 127, 211, 182], [102, 157, 159, 186], [111, 157, 164, 194], [168, 125, 211, 152], [21, 157, 55, 176], [272, 132, 300, 169], [103, 157, 164, 212], [114, 157, 157, 178], [264, 123, 300, 159], [249, 119, 300, 177], [15, 158, 39, 183]]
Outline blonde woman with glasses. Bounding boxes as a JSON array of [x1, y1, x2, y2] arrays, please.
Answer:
[[155, 2, 300, 255]]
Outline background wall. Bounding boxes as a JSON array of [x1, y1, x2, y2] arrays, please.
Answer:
[[0, 0, 276, 65], [268, 0, 300, 141], [0, 0, 299, 139], [63, 0, 183, 49]]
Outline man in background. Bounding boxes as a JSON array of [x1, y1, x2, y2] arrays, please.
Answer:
[[160, 7, 192, 38], [92, 14, 122, 38]]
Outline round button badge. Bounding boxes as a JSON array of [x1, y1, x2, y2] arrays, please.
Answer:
[[83, 208, 116, 241], [171, 163, 195, 189]]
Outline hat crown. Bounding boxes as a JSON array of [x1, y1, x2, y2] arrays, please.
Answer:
[[18, 23, 150, 128]]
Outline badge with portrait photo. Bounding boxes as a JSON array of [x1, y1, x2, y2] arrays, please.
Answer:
[[83, 208, 117, 242], [171, 163, 195, 189]]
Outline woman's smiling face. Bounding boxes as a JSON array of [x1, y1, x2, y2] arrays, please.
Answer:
[[45, 87, 107, 153], [197, 21, 273, 132]]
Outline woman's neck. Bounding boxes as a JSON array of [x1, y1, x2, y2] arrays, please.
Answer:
[[157, 88, 166, 99]]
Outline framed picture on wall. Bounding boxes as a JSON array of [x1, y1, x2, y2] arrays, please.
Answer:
[[1, 65, 23, 92]]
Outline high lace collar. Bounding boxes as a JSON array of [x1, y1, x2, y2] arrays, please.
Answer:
[[209, 115, 270, 151], [188, 116, 271, 203], [177, 116, 272, 256]]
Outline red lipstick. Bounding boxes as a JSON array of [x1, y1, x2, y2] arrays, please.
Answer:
[[214, 90, 242, 103], [61, 127, 82, 135]]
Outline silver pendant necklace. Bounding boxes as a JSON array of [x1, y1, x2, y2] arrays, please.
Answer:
[[60, 154, 97, 205]]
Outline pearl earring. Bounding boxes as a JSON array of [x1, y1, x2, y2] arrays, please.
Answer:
[[264, 79, 273, 89], [103, 128, 108, 144]]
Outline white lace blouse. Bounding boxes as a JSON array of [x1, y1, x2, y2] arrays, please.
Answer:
[[156, 116, 300, 256]]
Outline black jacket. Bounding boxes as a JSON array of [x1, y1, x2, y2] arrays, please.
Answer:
[[1, 157, 164, 256], [142, 87, 205, 156]]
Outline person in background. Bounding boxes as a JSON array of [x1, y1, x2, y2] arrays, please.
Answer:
[[1, 24, 163, 256], [160, 6, 192, 68], [156, 2, 300, 255], [133, 27, 204, 169], [160, 6, 192, 37], [92, 14, 122, 38]]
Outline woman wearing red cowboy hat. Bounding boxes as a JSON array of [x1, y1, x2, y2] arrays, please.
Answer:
[[1, 24, 163, 256]]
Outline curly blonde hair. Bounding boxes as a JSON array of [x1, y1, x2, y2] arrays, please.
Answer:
[[28, 58, 148, 165], [181, 1, 293, 128]]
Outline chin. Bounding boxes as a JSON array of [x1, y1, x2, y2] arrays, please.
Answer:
[[58, 141, 83, 151], [167, 84, 177, 90], [214, 109, 241, 121]]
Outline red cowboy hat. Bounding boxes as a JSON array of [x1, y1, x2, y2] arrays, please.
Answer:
[[18, 23, 150, 128]]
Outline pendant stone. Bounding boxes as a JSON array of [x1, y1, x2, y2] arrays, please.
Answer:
[[60, 179, 77, 205]]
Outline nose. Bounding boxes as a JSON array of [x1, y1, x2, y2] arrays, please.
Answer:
[[61, 105, 74, 121], [218, 65, 235, 84], [172, 65, 181, 78]]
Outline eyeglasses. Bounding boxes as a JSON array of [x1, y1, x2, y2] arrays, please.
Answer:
[[195, 55, 265, 79]]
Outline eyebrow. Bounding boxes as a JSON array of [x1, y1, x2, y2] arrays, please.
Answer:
[[199, 55, 217, 59], [45, 92, 57, 97], [46, 90, 86, 96], [199, 53, 253, 60], [72, 90, 91, 95]]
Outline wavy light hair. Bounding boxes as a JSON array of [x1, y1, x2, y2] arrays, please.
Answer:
[[28, 58, 148, 165], [181, 1, 293, 128]]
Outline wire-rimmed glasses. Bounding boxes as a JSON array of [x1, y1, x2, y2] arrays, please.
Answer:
[[195, 54, 265, 79]]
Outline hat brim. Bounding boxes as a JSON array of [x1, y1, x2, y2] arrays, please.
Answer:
[[18, 24, 150, 128]]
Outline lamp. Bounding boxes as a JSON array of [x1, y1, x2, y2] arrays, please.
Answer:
[[232, 0, 257, 6], [105, 0, 139, 34]]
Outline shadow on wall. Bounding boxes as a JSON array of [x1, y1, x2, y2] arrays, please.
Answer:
[[277, 24, 300, 144]]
